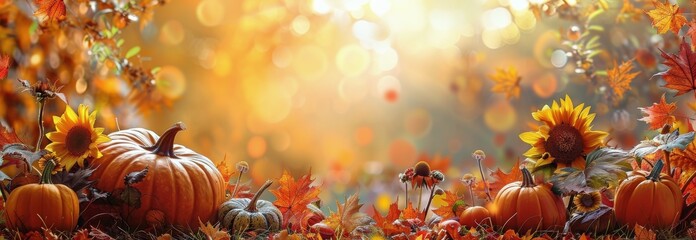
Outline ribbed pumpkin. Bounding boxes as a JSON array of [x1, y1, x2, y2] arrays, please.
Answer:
[[569, 206, 615, 233], [614, 160, 682, 229], [219, 180, 283, 233], [459, 206, 491, 227], [5, 160, 79, 232], [491, 168, 566, 232], [88, 122, 225, 229]]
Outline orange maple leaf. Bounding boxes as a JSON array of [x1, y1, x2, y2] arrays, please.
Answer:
[[432, 190, 466, 220], [499, 229, 521, 240], [34, 0, 66, 22], [489, 67, 521, 100], [372, 198, 409, 236], [0, 54, 9, 79], [687, 20, 696, 48], [607, 60, 639, 99], [616, 0, 643, 23], [271, 170, 322, 228], [198, 221, 231, 240], [634, 224, 657, 240], [474, 159, 522, 200], [323, 192, 368, 234], [402, 201, 422, 219], [645, 0, 687, 35], [638, 94, 676, 130], [655, 40, 696, 98], [72, 229, 90, 240], [671, 141, 696, 178]]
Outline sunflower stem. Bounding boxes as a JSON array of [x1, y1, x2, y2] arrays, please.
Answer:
[[40, 159, 55, 184], [246, 180, 273, 212], [422, 185, 437, 221], [145, 122, 186, 158], [567, 193, 576, 213], [417, 187, 423, 210], [230, 171, 243, 198], [404, 183, 409, 207], [35, 99, 46, 151]]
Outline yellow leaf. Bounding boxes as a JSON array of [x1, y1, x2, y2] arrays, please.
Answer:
[[634, 224, 656, 240], [489, 67, 521, 100], [199, 221, 231, 240], [646, 0, 687, 34], [607, 60, 639, 99]]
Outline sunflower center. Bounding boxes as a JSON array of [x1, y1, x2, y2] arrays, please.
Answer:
[[545, 123, 584, 164], [65, 126, 92, 156], [580, 194, 595, 207]]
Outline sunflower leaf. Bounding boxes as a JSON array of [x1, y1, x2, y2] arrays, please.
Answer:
[[658, 131, 695, 152], [552, 148, 632, 194], [52, 167, 96, 203]]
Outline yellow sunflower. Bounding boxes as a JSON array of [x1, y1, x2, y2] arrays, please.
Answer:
[[519, 95, 608, 171], [46, 104, 110, 170]]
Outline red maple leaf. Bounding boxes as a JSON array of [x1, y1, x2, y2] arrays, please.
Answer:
[[372, 198, 409, 236], [638, 94, 677, 130], [0, 54, 9, 79], [270, 170, 321, 228], [655, 40, 696, 98]]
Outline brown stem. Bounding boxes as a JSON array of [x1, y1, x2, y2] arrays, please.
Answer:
[[417, 187, 423, 210], [144, 122, 186, 158], [230, 171, 243, 198], [422, 185, 437, 221], [246, 180, 273, 212], [521, 168, 536, 188], [477, 158, 492, 201], [35, 99, 46, 151]]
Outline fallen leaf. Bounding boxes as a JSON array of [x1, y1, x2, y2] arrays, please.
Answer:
[[33, 0, 66, 22], [489, 67, 521, 100], [634, 224, 656, 240], [655, 41, 696, 98], [124, 167, 148, 185], [89, 226, 115, 240], [607, 60, 639, 99], [646, 0, 687, 35], [402, 201, 422, 220], [499, 229, 521, 240], [432, 190, 466, 220], [0, 126, 23, 149], [271, 170, 321, 228], [323, 192, 370, 235], [638, 94, 676, 130], [156, 234, 173, 240], [372, 198, 409, 236], [72, 229, 90, 240], [199, 221, 231, 240]]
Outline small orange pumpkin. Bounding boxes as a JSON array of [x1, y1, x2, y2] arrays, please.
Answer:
[[88, 122, 226, 229], [459, 206, 491, 227], [614, 160, 682, 229], [5, 160, 79, 232], [491, 168, 566, 232]]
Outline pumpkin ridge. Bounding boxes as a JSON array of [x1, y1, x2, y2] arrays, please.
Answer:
[[137, 156, 158, 227], [190, 160, 215, 223], [177, 162, 196, 225]]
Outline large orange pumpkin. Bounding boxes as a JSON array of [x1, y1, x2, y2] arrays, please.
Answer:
[[5, 160, 79, 232], [88, 122, 226, 229], [614, 160, 681, 229], [491, 168, 566, 232]]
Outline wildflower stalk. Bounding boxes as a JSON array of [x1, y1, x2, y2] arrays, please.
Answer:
[[473, 150, 492, 201], [422, 185, 437, 221], [35, 98, 46, 151]]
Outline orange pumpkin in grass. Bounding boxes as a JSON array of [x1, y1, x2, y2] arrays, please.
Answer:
[[5, 160, 79, 232], [88, 122, 226, 229], [491, 168, 566, 232], [614, 160, 682, 229], [459, 206, 491, 227]]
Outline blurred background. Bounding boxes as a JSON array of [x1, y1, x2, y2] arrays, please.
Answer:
[[2, 0, 693, 212]]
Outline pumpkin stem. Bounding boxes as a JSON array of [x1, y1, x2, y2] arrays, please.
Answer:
[[647, 160, 664, 182], [144, 122, 186, 158], [40, 159, 56, 184], [521, 168, 535, 187], [247, 180, 273, 212]]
